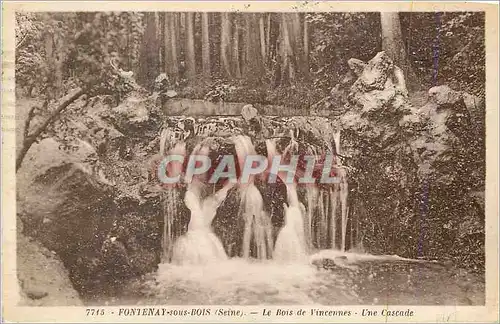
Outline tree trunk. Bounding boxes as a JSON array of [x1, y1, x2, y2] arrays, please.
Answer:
[[220, 12, 232, 78], [164, 13, 179, 82], [259, 14, 267, 62], [138, 12, 159, 89], [54, 40, 64, 97], [172, 13, 180, 82], [303, 14, 310, 80], [280, 13, 295, 84], [201, 12, 211, 80], [157, 12, 164, 70], [380, 12, 418, 90], [289, 13, 304, 78], [184, 12, 196, 80], [163, 13, 171, 75], [279, 13, 309, 83], [244, 13, 265, 84], [266, 14, 271, 64], [43, 23, 56, 100], [232, 14, 241, 78]]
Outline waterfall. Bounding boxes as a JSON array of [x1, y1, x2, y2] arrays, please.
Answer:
[[160, 134, 187, 262], [162, 187, 180, 262], [239, 185, 273, 259], [330, 187, 338, 249], [274, 203, 308, 263], [265, 139, 308, 263], [334, 130, 349, 251], [339, 168, 349, 252], [234, 135, 273, 260], [273, 183, 308, 264], [171, 179, 229, 265], [157, 121, 350, 263], [305, 186, 318, 252]]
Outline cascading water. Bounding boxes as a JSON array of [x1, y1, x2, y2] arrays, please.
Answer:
[[329, 187, 338, 249], [305, 185, 318, 251], [161, 187, 180, 262], [273, 187, 308, 263], [265, 139, 308, 263], [160, 141, 188, 262], [159, 124, 351, 263], [334, 132, 349, 252], [169, 140, 238, 265], [128, 122, 453, 307], [339, 168, 349, 252], [234, 135, 273, 260], [171, 175, 232, 265]]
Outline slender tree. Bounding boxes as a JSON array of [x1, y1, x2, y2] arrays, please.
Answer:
[[201, 12, 211, 79], [244, 13, 265, 84], [184, 12, 196, 80], [164, 13, 172, 76], [138, 12, 159, 89], [259, 14, 267, 62], [158, 12, 169, 73], [380, 12, 418, 89], [220, 12, 232, 78], [164, 13, 179, 82], [266, 13, 271, 64], [280, 13, 295, 83], [302, 13, 310, 80], [232, 14, 241, 78]]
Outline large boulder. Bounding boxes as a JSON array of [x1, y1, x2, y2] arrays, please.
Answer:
[[338, 51, 485, 269], [17, 230, 82, 306], [16, 93, 163, 298]]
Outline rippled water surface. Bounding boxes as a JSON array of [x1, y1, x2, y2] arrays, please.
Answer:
[[88, 251, 484, 306]]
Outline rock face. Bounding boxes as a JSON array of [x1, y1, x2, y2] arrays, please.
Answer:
[[17, 91, 163, 299], [17, 230, 82, 306], [158, 115, 339, 155], [339, 51, 484, 268]]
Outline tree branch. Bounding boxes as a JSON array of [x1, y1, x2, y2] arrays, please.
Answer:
[[16, 87, 85, 172], [16, 32, 29, 49], [23, 105, 37, 140]]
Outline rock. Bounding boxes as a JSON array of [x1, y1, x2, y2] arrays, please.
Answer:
[[17, 232, 82, 306], [347, 58, 367, 76], [341, 51, 415, 151], [111, 96, 150, 132], [26, 290, 48, 300], [159, 115, 338, 155], [241, 104, 259, 121], [333, 257, 359, 270], [428, 85, 462, 106], [166, 90, 178, 98], [17, 138, 96, 195]]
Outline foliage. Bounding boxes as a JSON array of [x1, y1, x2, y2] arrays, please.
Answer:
[[15, 12, 145, 102], [204, 81, 238, 102], [307, 12, 382, 93], [15, 45, 45, 96], [400, 12, 485, 96]]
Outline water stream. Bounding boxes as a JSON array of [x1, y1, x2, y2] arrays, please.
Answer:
[[107, 127, 485, 307]]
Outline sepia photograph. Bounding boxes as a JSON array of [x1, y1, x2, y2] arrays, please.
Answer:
[[2, 1, 499, 323]]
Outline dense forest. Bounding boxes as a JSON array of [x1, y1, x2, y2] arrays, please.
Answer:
[[14, 10, 486, 304], [16, 12, 484, 108]]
